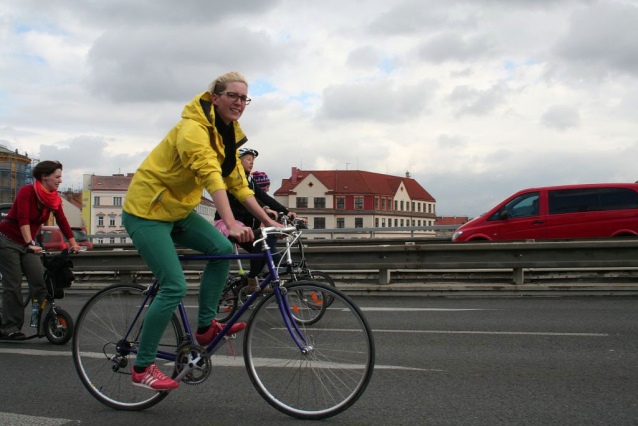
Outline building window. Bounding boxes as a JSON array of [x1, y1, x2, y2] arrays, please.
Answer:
[[97, 238, 103, 244], [314, 217, 325, 229], [394, 218, 398, 227], [97, 216, 104, 227], [94, 196, 100, 206], [418, 220, 421, 226], [296, 197, 308, 208], [427, 203, 431, 213], [109, 217, 116, 226], [336, 197, 345, 209], [382, 218, 386, 227], [412, 202, 415, 211], [314, 197, 326, 208], [120, 237, 126, 243], [374, 198, 379, 210], [354, 218, 363, 228], [354, 197, 364, 210], [400, 219, 404, 227], [381, 199, 386, 210], [412, 220, 415, 226], [418, 203, 421, 212], [110, 237, 115, 244], [336, 218, 345, 228], [114, 197, 122, 206], [394, 200, 398, 210], [400, 200, 404, 211], [375, 218, 379, 227]]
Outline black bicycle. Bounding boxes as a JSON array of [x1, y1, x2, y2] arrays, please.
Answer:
[[0, 249, 75, 344]]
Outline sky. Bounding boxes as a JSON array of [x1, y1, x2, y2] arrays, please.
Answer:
[[1, 0, 638, 218]]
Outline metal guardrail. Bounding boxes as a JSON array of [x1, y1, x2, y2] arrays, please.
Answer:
[[69, 239, 638, 286], [87, 225, 460, 241]]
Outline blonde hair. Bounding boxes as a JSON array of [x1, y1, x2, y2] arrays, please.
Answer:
[[207, 71, 248, 95]]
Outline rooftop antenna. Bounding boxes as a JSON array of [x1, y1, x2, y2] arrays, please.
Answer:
[[346, 162, 351, 170]]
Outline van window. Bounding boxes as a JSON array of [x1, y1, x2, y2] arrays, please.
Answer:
[[489, 191, 539, 220], [549, 188, 638, 214]]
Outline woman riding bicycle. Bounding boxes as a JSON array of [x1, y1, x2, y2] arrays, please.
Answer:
[[0, 160, 81, 340], [214, 147, 297, 295], [122, 71, 281, 391]]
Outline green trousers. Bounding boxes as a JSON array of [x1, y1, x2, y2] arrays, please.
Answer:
[[122, 211, 233, 366]]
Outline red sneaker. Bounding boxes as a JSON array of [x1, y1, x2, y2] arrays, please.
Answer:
[[131, 363, 179, 391], [196, 320, 246, 346]]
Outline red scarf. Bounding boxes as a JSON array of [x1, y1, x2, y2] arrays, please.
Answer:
[[34, 179, 61, 211]]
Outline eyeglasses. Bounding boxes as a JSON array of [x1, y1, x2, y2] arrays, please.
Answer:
[[218, 92, 251, 105]]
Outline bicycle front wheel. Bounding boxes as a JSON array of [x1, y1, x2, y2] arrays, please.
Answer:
[[72, 284, 183, 410], [244, 281, 375, 420]]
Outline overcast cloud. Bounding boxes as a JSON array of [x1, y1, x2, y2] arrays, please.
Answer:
[[1, 0, 637, 217]]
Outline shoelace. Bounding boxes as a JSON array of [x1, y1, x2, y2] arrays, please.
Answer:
[[147, 364, 170, 381]]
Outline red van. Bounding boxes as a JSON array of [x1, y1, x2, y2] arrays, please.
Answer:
[[452, 184, 638, 242], [39, 226, 93, 251]]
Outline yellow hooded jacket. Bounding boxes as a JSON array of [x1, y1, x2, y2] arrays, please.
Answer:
[[123, 92, 254, 222]]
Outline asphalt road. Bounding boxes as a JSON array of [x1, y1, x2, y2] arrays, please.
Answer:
[[1, 295, 637, 425]]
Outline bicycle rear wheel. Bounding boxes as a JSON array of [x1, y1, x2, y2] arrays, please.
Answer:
[[244, 281, 375, 420], [72, 284, 183, 410]]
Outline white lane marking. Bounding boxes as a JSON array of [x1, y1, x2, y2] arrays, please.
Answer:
[[0, 412, 77, 425], [375, 329, 608, 337], [0, 349, 437, 372], [184, 305, 486, 312], [358, 308, 486, 312]]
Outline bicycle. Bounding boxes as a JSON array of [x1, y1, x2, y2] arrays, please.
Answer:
[[72, 225, 375, 420], [0, 249, 75, 344], [216, 214, 337, 323]]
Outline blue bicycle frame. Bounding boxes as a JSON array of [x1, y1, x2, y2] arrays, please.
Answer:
[[119, 227, 310, 369]]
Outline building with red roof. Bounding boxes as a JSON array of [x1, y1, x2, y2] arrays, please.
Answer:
[[274, 168, 437, 236]]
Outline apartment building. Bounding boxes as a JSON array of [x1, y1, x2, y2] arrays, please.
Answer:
[[82, 173, 216, 243], [273, 168, 437, 238]]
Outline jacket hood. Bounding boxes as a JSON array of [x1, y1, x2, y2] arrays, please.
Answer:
[[182, 92, 214, 127]]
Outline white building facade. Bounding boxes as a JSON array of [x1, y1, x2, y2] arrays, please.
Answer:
[[82, 173, 216, 244]]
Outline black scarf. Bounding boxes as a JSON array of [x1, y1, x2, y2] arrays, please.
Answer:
[[215, 109, 237, 177]]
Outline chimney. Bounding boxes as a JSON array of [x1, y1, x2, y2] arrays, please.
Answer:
[[127, 173, 135, 177], [406, 171, 411, 178], [291, 167, 299, 184]]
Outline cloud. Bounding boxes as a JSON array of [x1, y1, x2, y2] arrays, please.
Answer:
[[448, 83, 509, 116], [437, 134, 467, 149], [36, 136, 148, 190], [541, 105, 581, 131], [418, 32, 498, 63], [549, 1, 638, 81], [86, 25, 293, 102], [318, 79, 438, 122], [346, 46, 384, 69]]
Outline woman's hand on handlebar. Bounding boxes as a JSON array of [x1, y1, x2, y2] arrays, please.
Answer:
[[228, 224, 254, 243], [27, 244, 43, 254], [69, 245, 82, 253]]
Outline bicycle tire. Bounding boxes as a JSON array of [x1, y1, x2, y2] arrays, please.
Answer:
[[72, 283, 183, 410], [43, 308, 73, 345], [244, 281, 375, 420], [215, 285, 238, 323]]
